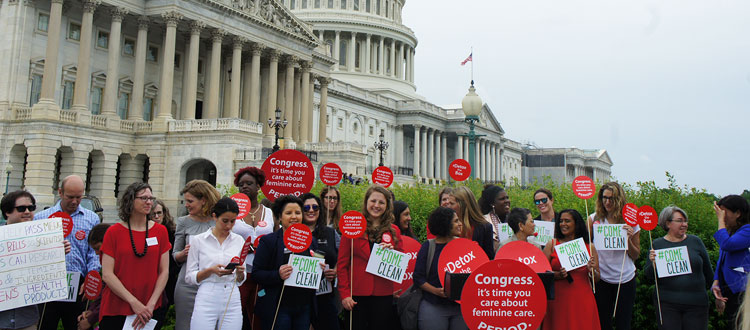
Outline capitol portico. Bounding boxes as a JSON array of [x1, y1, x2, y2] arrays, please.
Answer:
[[0, 0, 610, 220]]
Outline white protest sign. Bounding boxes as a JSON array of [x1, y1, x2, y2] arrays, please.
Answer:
[[0, 218, 68, 311], [284, 254, 324, 290], [554, 237, 591, 271], [316, 264, 334, 296], [655, 246, 692, 278], [366, 243, 409, 284], [59, 272, 81, 303], [533, 221, 555, 246], [593, 224, 628, 251], [495, 223, 513, 243]]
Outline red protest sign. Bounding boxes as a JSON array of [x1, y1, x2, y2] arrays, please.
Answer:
[[239, 236, 254, 264], [638, 205, 658, 231], [83, 270, 102, 300], [339, 211, 367, 239], [395, 236, 421, 294], [260, 149, 315, 202], [50, 212, 73, 237], [253, 235, 264, 248], [319, 163, 342, 186], [461, 259, 547, 330], [495, 240, 552, 273], [437, 238, 490, 288], [283, 223, 312, 253], [230, 256, 240, 264], [572, 176, 596, 199], [372, 166, 394, 188], [449, 159, 471, 181], [382, 232, 392, 244], [230, 193, 251, 219], [623, 203, 639, 227]]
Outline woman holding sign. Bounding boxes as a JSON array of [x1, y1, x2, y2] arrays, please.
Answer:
[[185, 197, 246, 330], [711, 195, 750, 330], [338, 185, 403, 329], [589, 182, 639, 330], [643, 206, 713, 330], [499, 208, 538, 249], [542, 209, 600, 330], [100, 182, 171, 329], [453, 186, 495, 259]]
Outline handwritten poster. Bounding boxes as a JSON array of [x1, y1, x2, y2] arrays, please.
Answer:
[[533, 221, 555, 246]]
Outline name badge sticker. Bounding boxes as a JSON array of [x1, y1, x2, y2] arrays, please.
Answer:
[[146, 237, 158, 246]]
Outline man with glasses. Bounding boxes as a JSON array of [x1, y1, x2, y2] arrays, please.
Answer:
[[34, 175, 101, 330]]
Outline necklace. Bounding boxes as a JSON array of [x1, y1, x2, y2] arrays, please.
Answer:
[[128, 220, 149, 258], [249, 204, 262, 223]]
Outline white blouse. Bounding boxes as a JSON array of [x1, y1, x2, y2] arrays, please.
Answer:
[[232, 205, 274, 271], [185, 228, 247, 286]]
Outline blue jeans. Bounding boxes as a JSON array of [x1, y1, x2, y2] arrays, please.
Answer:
[[264, 304, 311, 330]]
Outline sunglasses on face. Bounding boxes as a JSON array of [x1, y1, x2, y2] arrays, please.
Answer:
[[303, 205, 319, 212], [14, 205, 36, 212], [534, 198, 548, 205]]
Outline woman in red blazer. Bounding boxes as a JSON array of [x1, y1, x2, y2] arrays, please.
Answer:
[[338, 185, 403, 329]]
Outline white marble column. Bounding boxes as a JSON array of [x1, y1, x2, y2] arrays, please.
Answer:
[[101, 8, 128, 116], [228, 36, 244, 118], [476, 139, 482, 180], [249, 43, 262, 122], [409, 48, 415, 83], [395, 125, 404, 170], [184, 22, 203, 120], [299, 61, 311, 144], [318, 77, 329, 143], [265, 49, 280, 137], [413, 125, 420, 177], [489, 143, 494, 182], [370, 41, 377, 73], [398, 42, 404, 80], [307, 73, 315, 143], [283, 56, 296, 143], [364, 34, 371, 74], [427, 129, 434, 179], [378, 37, 385, 75], [434, 131, 441, 179], [333, 31, 340, 71], [156, 11, 181, 120], [420, 127, 427, 179], [129, 17, 149, 120], [456, 135, 463, 160], [205, 29, 225, 119], [441, 133, 447, 180], [292, 71, 301, 142], [389, 39, 395, 77], [36, 0, 65, 107], [71, 0, 100, 112], [348, 32, 356, 72]]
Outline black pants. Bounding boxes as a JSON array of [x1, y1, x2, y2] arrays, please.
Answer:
[[656, 301, 708, 330], [595, 278, 636, 330], [312, 293, 340, 330], [38, 294, 86, 330], [723, 290, 743, 330], [345, 295, 395, 330]]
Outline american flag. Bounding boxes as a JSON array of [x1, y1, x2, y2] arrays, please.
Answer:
[[460, 53, 473, 66]]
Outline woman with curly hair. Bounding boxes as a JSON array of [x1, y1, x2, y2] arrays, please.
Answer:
[[338, 185, 403, 329]]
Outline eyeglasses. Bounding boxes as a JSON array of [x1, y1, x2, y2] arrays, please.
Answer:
[[669, 219, 688, 224], [303, 205, 320, 212], [14, 205, 36, 212], [153, 211, 164, 216], [534, 198, 548, 205], [237, 181, 258, 187], [136, 196, 157, 202], [324, 196, 339, 201], [601, 196, 614, 201]]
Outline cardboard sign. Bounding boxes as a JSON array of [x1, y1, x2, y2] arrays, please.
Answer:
[[239, 236, 254, 264], [230, 193, 251, 219], [0, 218, 68, 311], [50, 212, 73, 237], [284, 254, 324, 289], [437, 238, 490, 287], [449, 159, 471, 181], [372, 166, 394, 188], [395, 236, 421, 294], [319, 163, 342, 186], [260, 149, 315, 202], [83, 270, 102, 300], [533, 221, 555, 246], [495, 241, 552, 273], [572, 176, 595, 199], [338, 211, 366, 239], [59, 272, 81, 303], [655, 246, 692, 278], [495, 223, 513, 243], [460, 259, 547, 330], [553, 238, 590, 271], [593, 224, 628, 251], [283, 224, 312, 253], [623, 203, 639, 227], [365, 243, 410, 284], [638, 205, 658, 231]]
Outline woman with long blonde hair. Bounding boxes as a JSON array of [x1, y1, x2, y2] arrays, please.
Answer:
[[451, 186, 495, 259]]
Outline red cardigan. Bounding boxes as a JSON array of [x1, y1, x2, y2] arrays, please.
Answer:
[[337, 225, 403, 299]]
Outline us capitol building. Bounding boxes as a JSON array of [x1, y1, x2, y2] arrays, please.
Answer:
[[0, 0, 612, 219]]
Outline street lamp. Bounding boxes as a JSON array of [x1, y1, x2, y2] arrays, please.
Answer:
[[267, 107, 287, 153], [4, 163, 12, 195], [460, 80, 485, 179], [374, 131, 389, 167]]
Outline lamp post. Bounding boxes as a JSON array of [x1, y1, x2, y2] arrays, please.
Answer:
[[460, 81, 484, 179], [374, 131, 389, 167], [267, 107, 287, 153], [4, 163, 12, 195]]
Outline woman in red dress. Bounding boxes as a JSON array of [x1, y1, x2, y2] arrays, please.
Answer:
[[543, 209, 601, 330]]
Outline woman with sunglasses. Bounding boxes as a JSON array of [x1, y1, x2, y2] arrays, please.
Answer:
[[320, 186, 342, 249], [301, 193, 340, 330], [533, 188, 557, 222]]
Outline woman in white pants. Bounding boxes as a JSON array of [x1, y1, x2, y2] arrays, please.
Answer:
[[185, 197, 246, 330]]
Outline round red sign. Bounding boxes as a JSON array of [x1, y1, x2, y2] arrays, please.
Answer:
[[83, 270, 102, 300], [253, 235, 264, 248], [461, 259, 547, 330], [638, 205, 658, 231], [572, 176, 596, 199], [394, 236, 422, 295], [319, 163, 343, 186], [449, 159, 471, 181], [622, 203, 639, 227], [372, 166, 394, 188], [260, 149, 315, 202], [437, 238, 490, 288], [239, 236, 254, 264], [382, 232, 392, 244], [75, 230, 86, 241], [50, 211, 73, 237], [338, 211, 367, 239], [230, 193, 251, 219], [495, 240, 552, 273], [283, 223, 312, 253]]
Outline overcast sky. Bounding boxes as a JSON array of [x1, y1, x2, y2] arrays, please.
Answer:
[[402, 0, 750, 196]]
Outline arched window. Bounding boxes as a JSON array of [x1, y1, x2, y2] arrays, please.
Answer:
[[339, 40, 347, 66], [355, 41, 361, 69]]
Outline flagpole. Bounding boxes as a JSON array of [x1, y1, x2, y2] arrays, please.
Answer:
[[470, 46, 474, 84]]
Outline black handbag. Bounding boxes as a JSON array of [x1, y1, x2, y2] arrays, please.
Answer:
[[396, 239, 435, 330]]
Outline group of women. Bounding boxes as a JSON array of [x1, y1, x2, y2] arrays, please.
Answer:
[[4, 169, 749, 330]]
